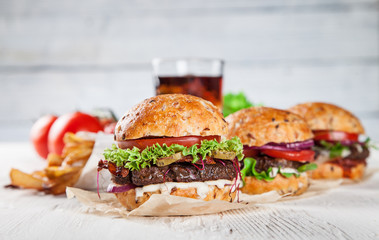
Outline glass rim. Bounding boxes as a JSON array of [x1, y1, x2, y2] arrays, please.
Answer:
[[152, 57, 224, 66]]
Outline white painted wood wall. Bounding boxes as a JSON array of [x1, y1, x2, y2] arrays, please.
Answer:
[[1, 0, 378, 141]]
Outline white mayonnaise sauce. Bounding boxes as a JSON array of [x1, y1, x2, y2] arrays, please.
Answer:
[[135, 179, 238, 200], [269, 168, 279, 178], [341, 149, 351, 158], [355, 144, 363, 153]]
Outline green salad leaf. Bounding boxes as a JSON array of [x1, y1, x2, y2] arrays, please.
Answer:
[[223, 92, 261, 117], [280, 172, 295, 178], [364, 137, 379, 150], [297, 163, 318, 173], [241, 158, 317, 182], [184, 136, 244, 163], [319, 140, 350, 158], [241, 157, 274, 181], [103, 137, 244, 171]]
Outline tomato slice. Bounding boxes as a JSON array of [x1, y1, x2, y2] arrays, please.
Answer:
[[243, 148, 259, 158], [116, 135, 221, 150], [261, 149, 315, 162], [313, 130, 359, 142]]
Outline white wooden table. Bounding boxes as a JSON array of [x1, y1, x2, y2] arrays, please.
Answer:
[[1, 142, 379, 240]]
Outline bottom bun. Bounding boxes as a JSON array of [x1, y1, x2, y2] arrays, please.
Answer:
[[310, 162, 365, 181], [241, 174, 309, 196], [115, 184, 236, 210]]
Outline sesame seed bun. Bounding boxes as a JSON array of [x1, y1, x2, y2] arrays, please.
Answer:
[[288, 102, 364, 134], [225, 107, 314, 146], [115, 94, 227, 141]]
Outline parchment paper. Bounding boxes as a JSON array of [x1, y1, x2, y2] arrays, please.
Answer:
[[74, 132, 113, 190], [68, 133, 378, 217], [66, 178, 343, 217]]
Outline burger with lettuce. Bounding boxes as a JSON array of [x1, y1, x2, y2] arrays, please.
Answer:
[[226, 107, 317, 196], [289, 102, 369, 180], [98, 94, 244, 210]]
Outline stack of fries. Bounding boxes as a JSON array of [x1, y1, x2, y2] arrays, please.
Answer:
[[9, 133, 94, 195]]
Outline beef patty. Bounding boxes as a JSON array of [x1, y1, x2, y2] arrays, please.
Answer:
[[240, 154, 307, 173], [99, 160, 237, 186], [314, 143, 369, 161]]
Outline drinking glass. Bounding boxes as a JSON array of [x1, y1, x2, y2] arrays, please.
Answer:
[[152, 58, 224, 110]]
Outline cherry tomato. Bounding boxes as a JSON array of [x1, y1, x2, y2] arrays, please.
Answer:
[[313, 130, 359, 142], [104, 122, 117, 134], [30, 115, 58, 159], [261, 149, 315, 162], [48, 112, 103, 155], [116, 135, 221, 150]]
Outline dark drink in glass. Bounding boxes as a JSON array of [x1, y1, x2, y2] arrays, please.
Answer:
[[156, 75, 223, 109], [153, 59, 224, 110]]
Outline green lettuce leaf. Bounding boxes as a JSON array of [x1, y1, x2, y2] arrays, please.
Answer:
[[364, 137, 379, 150], [241, 157, 275, 181], [103, 137, 244, 171], [280, 171, 295, 178], [297, 163, 317, 173], [241, 158, 317, 182], [223, 92, 262, 117], [319, 140, 349, 158]]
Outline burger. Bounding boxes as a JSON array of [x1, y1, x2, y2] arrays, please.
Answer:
[[98, 94, 244, 210], [288, 102, 369, 180], [226, 107, 317, 196]]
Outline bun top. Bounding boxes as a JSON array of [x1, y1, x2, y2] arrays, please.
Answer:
[[115, 94, 227, 141], [288, 102, 364, 134], [226, 107, 313, 147]]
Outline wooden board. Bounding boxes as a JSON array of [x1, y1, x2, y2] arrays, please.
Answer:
[[1, 142, 379, 239]]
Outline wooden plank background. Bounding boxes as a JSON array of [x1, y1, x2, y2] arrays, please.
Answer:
[[0, 0, 378, 141]]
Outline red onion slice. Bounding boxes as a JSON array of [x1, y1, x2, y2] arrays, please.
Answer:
[[315, 139, 364, 146], [97, 170, 101, 198], [244, 139, 314, 151], [339, 140, 364, 146], [217, 159, 226, 166], [107, 183, 136, 193]]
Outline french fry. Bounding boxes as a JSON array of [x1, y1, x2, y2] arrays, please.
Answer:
[[63, 148, 93, 166], [32, 170, 46, 179], [44, 166, 80, 180], [61, 133, 94, 154], [47, 153, 64, 167], [62, 141, 94, 155], [8, 132, 95, 195], [10, 168, 44, 190], [46, 171, 82, 195], [63, 132, 84, 144]]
